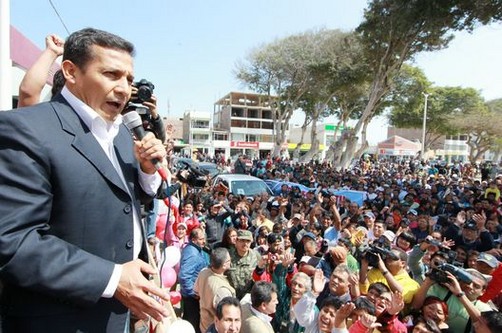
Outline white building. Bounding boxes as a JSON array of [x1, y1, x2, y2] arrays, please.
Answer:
[[213, 92, 288, 159], [182, 110, 212, 156]]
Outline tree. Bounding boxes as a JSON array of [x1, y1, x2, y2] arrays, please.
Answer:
[[388, 79, 486, 152], [334, 0, 502, 167], [448, 109, 502, 163], [235, 30, 330, 157]]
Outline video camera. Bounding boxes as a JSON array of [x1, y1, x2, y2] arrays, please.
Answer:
[[176, 160, 209, 188], [363, 237, 398, 267], [428, 262, 473, 284]]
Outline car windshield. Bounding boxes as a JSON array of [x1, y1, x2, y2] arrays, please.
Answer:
[[231, 180, 270, 196]]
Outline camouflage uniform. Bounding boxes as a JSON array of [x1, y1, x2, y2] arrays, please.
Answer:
[[227, 246, 261, 299]]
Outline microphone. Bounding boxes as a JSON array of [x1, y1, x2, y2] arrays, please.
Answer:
[[122, 111, 168, 180]]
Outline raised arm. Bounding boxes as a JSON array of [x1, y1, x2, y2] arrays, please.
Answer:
[[18, 34, 64, 107]]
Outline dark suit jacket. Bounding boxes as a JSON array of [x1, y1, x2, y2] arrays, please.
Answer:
[[0, 95, 151, 332]]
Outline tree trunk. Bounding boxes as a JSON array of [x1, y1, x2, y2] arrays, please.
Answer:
[[332, 75, 387, 168], [353, 119, 370, 161], [292, 116, 311, 160], [299, 111, 320, 163]]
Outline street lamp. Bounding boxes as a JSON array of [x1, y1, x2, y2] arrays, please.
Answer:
[[421, 92, 429, 161]]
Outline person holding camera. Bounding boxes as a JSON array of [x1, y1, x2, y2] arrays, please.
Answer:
[[359, 247, 419, 306], [204, 200, 235, 249], [411, 267, 492, 333], [408, 234, 455, 284], [252, 233, 297, 332], [126, 82, 168, 246]]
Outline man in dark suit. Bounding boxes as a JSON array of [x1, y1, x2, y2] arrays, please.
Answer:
[[0, 28, 170, 332]]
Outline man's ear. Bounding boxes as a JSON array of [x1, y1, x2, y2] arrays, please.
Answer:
[[61, 60, 78, 84]]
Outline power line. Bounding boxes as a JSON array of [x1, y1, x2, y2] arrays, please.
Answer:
[[48, 0, 70, 35]]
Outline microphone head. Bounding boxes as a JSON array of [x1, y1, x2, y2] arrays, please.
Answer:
[[122, 111, 143, 130]]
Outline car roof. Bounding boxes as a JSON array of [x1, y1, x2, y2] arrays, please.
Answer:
[[199, 162, 217, 167], [214, 174, 263, 181]]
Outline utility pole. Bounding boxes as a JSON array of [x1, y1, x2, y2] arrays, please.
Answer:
[[421, 92, 429, 161]]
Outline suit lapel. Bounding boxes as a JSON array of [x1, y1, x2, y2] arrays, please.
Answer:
[[51, 95, 131, 196]]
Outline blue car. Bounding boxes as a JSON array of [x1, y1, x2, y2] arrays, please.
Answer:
[[264, 180, 314, 196]]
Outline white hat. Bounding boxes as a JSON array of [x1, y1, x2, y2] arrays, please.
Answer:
[[382, 230, 396, 243]]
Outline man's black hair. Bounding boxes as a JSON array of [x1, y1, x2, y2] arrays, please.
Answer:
[[319, 295, 343, 311], [51, 69, 66, 97], [353, 296, 376, 315], [481, 310, 502, 332], [368, 282, 390, 294], [251, 281, 277, 309], [215, 296, 241, 320], [63, 27, 135, 70]]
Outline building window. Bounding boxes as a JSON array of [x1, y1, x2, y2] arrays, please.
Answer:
[[192, 120, 209, 128], [231, 133, 245, 141], [262, 122, 273, 129], [246, 134, 258, 142], [248, 109, 259, 118], [262, 110, 272, 119], [192, 134, 209, 142], [261, 135, 273, 143], [231, 108, 244, 117], [231, 119, 245, 127], [213, 133, 228, 141], [248, 120, 260, 129]]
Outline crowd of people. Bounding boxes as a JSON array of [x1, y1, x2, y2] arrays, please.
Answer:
[[1, 27, 502, 333], [149, 155, 502, 333]]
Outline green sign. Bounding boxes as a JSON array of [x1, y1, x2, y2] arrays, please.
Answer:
[[324, 124, 346, 131]]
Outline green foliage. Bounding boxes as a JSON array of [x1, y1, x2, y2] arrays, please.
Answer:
[[389, 83, 487, 136]]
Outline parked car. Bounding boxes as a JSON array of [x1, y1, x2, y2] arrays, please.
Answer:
[[211, 174, 273, 197], [198, 162, 222, 178]]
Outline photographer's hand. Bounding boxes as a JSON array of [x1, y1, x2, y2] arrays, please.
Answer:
[[376, 254, 387, 272], [142, 94, 159, 120], [443, 271, 462, 295]]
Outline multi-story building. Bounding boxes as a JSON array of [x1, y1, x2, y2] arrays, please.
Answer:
[[213, 92, 287, 159], [182, 111, 212, 156]]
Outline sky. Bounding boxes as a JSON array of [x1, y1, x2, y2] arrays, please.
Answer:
[[9, 0, 502, 144]]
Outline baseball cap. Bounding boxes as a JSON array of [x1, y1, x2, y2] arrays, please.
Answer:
[[292, 213, 302, 220], [465, 268, 493, 283], [407, 209, 418, 216], [302, 232, 317, 241], [477, 253, 499, 268], [237, 230, 253, 241], [300, 256, 312, 264], [364, 212, 375, 219], [382, 230, 396, 243], [177, 222, 187, 230]]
